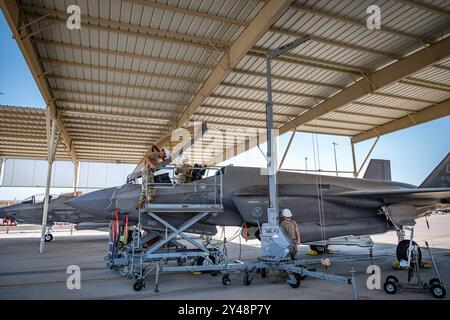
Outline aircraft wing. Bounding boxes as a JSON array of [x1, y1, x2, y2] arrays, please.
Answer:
[[329, 187, 450, 201]]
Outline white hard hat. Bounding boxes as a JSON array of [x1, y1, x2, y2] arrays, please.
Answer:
[[163, 148, 171, 159], [282, 208, 292, 218]]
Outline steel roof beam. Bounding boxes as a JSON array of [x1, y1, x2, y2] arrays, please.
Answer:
[[23, 6, 229, 50], [397, 0, 450, 18], [247, 48, 369, 75], [47, 75, 198, 96], [219, 82, 326, 100], [126, 0, 249, 26], [176, 0, 294, 129], [352, 99, 450, 143], [53, 89, 186, 110], [400, 78, 450, 92], [268, 27, 401, 60], [289, 3, 434, 44], [35, 39, 213, 70], [41, 58, 203, 85], [280, 36, 450, 134], [231, 68, 345, 90], [58, 101, 179, 119]]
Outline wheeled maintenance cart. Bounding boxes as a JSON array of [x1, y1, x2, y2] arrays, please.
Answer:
[[383, 238, 446, 298]]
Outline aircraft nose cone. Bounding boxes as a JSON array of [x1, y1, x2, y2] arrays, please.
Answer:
[[65, 187, 116, 218]]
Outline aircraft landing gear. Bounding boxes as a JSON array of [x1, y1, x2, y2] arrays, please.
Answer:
[[310, 244, 328, 254], [396, 239, 422, 266], [44, 233, 53, 242]]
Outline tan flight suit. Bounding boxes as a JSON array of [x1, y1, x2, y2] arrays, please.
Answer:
[[176, 164, 192, 183], [280, 219, 299, 259]]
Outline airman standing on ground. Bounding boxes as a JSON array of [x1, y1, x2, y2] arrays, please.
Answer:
[[280, 208, 301, 260]]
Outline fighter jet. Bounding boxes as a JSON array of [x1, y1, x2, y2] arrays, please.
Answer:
[[0, 193, 110, 241], [66, 153, 450, 259]]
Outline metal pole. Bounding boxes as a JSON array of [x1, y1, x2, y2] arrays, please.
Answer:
[[73, 160, 79, 194], [356, 136, 380, 177], [279, 130, 296, 170], [265, 35, 310, 226], [305, 157, 308, 172], [351, 140, 358, 177], [332, 142, 338, 176], [266, 53, 279, 225], [39, 117, 56, 253]]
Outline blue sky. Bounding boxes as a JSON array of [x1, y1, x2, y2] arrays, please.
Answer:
[[0, 10, 449, 200], [0, 13, 45, 108]]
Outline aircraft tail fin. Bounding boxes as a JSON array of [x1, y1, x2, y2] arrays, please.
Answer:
[[363, 159, 391, 181], [419, 152, 450, 188]]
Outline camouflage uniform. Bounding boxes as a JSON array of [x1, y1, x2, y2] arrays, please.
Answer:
[[280, 219, 299, 259], [137, 151, 160, 208], [137, 164, 156, 208], [175, 164, 192, 183]]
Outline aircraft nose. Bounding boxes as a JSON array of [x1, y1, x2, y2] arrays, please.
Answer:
[[65, 187, 116, 217]]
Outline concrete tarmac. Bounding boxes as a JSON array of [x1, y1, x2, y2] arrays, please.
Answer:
[[0, 215, 449, 300]]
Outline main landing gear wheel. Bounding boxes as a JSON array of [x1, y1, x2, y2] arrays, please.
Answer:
[[383, 281, 398, 295], [133, 280, 145, 292], [44, 234, 53, 242], [396, 240, 422, 265], [243, 272, 253, 286], [310, 244, 328, 254], [431, 284, 446, 299]]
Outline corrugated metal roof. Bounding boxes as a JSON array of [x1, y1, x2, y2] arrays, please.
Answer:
[[1, 0, 449, 165]]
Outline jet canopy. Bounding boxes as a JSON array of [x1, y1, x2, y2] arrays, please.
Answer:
[[21, 194, 58, 204]]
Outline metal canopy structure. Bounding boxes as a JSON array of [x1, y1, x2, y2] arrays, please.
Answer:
[[1, 0, 449, 166]]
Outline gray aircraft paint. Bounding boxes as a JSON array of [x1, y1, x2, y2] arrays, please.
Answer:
[[66, 153, 450, 243], [0, 194, 108, 228]]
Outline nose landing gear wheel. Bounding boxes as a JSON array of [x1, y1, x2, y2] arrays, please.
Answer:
[[396, 240, 422, 266], [44, 234, 53, 242]]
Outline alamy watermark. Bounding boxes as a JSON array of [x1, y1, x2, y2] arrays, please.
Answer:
[[366, 265, 381, 290], [367, 5, 382, 30], [66, 5, 81, 30], [66, 265, 81, 290]]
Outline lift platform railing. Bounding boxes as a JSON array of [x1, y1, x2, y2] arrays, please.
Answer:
[[143, 166, 224, 213]]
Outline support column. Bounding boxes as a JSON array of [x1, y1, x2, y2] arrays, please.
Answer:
[[279, 130, 296, 170], [351, 137, 380, 178], [351, 140, 358, 178], [73, 160, 79, 194], [39, 109, 60, 254]]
